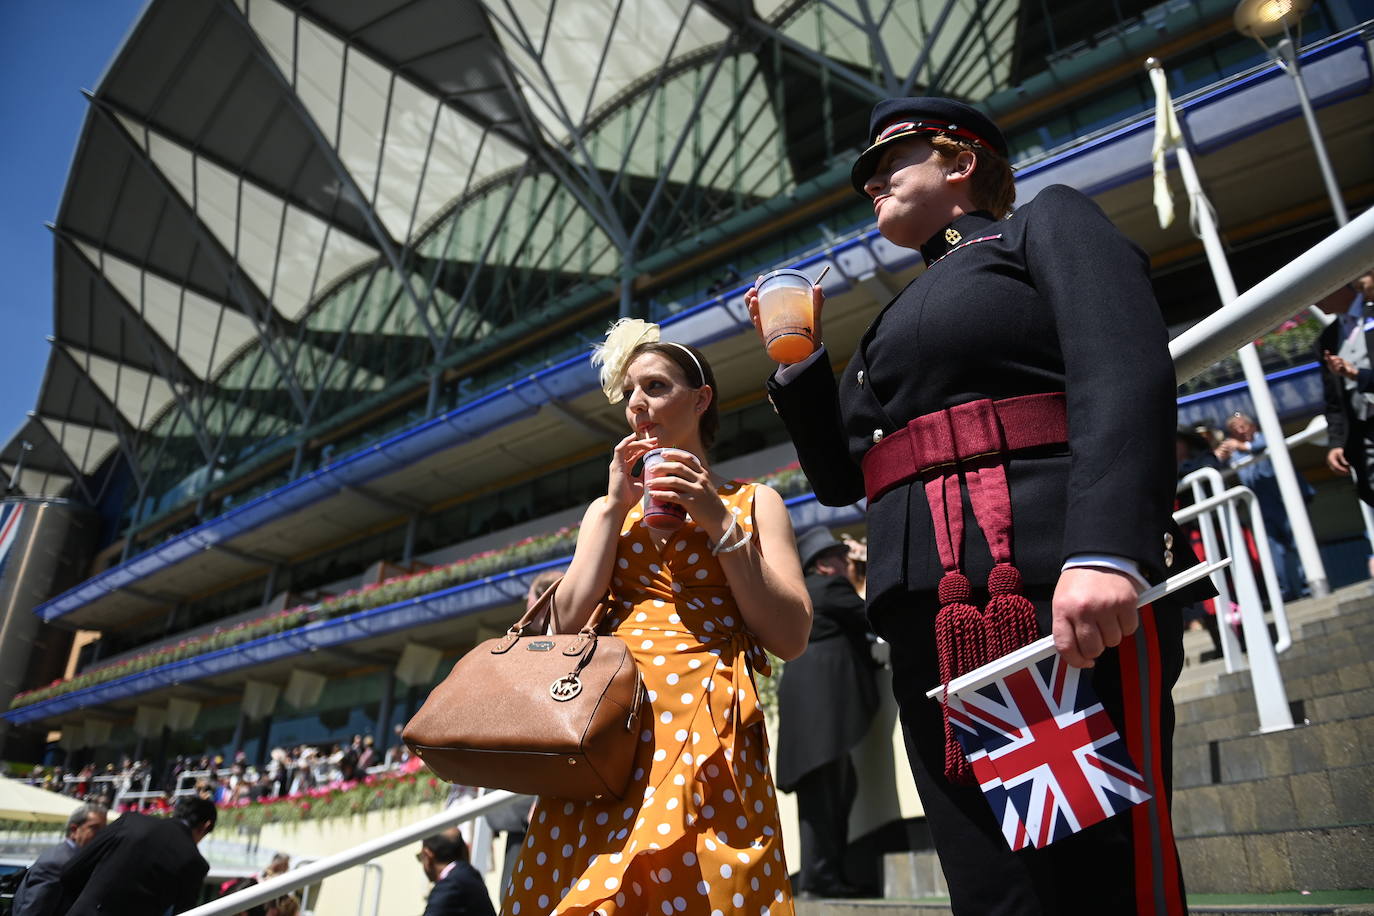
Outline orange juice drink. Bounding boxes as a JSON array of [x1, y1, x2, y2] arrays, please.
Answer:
[[757, 268, 817, 364]]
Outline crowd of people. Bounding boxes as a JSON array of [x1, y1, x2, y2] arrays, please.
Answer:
[[19, 732, 410, 813]]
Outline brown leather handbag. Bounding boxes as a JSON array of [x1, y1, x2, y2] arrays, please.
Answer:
[[402, 581, 644, 800]]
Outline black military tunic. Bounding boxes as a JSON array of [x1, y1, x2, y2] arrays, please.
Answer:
[[768, 184, 1192, 915]]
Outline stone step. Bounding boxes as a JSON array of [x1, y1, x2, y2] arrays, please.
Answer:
[[1178, 824, 1374, 895], [1173, 676, 1374, 760], [1201, 628, 1374, 694], [1188, 906, 1374, 916], [883, 851, 946, 900], [796, 900, 952, 916], [1306, 686, 1374, 723], [798, 902, 1374, 916], [1173, 651, 1374, 743], [863, 848, 1374, 915], [1175, 714, 1374, 790], [1172, 763, 1374, 838], [1178, 589, 1374, 673]]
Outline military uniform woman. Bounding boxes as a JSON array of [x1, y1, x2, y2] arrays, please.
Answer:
[[749, 98, 1198, 915]]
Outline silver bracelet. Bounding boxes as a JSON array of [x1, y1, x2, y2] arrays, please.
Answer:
[[709, 515, 739, 556], [714, 529, 753, 556]]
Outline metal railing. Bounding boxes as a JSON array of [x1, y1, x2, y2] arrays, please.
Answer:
[[56, 771, 152, 810], [182, 790, 516, 916], [181, 170, 1374, 916]]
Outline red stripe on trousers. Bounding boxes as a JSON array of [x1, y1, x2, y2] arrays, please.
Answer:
[[1121, 603, 1185, 916]]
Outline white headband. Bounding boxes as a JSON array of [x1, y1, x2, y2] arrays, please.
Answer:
[[660, 341, 706, 387]]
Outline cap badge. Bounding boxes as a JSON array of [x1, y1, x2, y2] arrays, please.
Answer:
[[876, 121, 917, 143], [945, 228, 962, 245]]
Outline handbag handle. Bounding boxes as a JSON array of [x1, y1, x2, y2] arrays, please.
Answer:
[[492, 576, 612, 654]]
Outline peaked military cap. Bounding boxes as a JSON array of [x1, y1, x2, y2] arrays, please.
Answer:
[[851, 97, 1009, 194]]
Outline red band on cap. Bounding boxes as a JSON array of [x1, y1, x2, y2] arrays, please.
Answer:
[[872, 119, 996, 153], [877, 121, 917, 142]]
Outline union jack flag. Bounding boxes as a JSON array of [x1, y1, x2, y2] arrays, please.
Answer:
[[947, 702, 1033, 850], [946, 652, 1150, 849]]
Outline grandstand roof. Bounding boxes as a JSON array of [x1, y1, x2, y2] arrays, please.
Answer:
[[1, 0, 1127, 506]]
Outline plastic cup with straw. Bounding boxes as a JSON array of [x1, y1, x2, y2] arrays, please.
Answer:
[[756, 265, 830, 364]]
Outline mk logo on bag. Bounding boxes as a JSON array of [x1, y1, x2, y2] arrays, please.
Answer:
[[550, 675, 583, 701], [527, 640, 555, 651]]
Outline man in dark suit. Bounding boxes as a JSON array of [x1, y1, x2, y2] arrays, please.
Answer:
[[10, 802, 107, 916], [417, 828, 495, 916], [777, 527, 879, 899], [60, 795, 215, 915], [1319, 268, 1374, 505]]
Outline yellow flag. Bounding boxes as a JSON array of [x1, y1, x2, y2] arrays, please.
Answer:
[[1149, 65, 1183, 229]]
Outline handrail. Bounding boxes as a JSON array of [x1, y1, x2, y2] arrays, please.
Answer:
[[1175, 470, 1294, 733], [1170, 204, 1374, 382], [180, 789, 516, 916]]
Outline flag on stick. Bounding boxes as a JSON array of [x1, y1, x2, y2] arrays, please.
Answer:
[[928, 559, 1228, 848]]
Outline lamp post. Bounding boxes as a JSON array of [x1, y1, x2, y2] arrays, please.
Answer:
[[1235, 0, 1374, 575], [1234, 0, 1349, 226]]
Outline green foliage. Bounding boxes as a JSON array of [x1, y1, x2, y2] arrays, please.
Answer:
[[12, 463, 813, 711], [217, 770, 448, 831], [1178, 315, 1323, 395]]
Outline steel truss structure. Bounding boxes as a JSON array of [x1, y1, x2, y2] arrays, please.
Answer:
[[1, 0, 1162, 537]]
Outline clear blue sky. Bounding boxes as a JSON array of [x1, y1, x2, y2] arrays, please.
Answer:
[[0, 1, 147, 446]]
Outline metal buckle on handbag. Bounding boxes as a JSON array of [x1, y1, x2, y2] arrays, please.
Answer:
[[550, 674, 583, 701]]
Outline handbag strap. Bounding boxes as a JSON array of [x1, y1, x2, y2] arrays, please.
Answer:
[[491, 577, 612, 654]]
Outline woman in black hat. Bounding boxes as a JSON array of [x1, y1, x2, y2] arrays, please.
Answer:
[[749, 98, 1196, 915]]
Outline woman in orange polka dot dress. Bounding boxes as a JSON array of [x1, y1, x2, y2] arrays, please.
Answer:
[[500, 322, 812, 916]]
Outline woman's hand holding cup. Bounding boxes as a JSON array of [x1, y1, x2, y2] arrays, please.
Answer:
[[641, 450, 729, 535], [608, 434, 658, 512]]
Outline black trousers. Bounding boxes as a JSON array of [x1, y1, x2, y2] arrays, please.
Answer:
[[878, 588, 1187, 916], [795, 753, 858, 893]]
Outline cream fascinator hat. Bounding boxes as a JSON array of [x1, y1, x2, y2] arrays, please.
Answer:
[[591, 319, 707, 404], [591, 318, 659, 403]]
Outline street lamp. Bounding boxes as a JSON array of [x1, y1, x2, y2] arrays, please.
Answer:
[[1234, 0, 1348, 225], [1234, 0, 1311, 38], [1234, 0, 1374, 585]]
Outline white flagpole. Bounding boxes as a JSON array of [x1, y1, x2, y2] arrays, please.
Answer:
[[1146, 57, 1329, 599]]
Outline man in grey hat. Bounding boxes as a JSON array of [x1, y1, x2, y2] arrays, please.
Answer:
[[776, 526, 879, 899]]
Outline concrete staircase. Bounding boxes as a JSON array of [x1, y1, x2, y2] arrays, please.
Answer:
[[1170, 586, 1374, 897], [795, 584, 1374, 916]]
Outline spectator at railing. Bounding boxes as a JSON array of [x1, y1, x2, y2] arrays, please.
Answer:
[[60, 795, 215, 916], [1216, 411, 1310, 600], [217, 853, 292, 916], [416, 829, 494, 916], [1318, 267, 1374, 511], [10, 801, 107, 916]]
